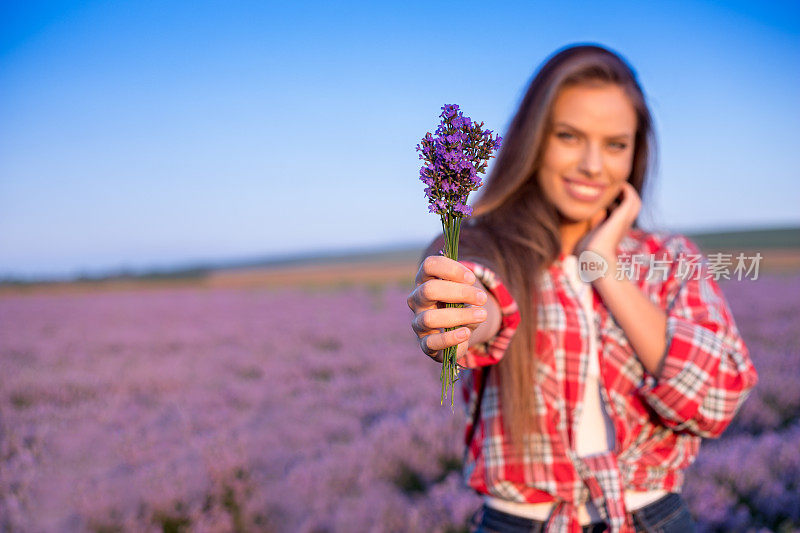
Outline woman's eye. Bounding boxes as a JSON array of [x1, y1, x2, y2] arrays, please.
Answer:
[[609, 142, 628, 150], [556, 132, 576, 141]]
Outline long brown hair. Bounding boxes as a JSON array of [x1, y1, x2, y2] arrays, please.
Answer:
[[422, 43, 658, 455]]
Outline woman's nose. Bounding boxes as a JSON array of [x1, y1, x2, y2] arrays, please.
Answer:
[[578, 143, 603, 177]]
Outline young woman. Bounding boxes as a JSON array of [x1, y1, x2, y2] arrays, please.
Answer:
[[407, 44, 759, 533]]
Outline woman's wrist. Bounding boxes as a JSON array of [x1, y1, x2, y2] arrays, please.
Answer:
[[468, 279, 501, 347]]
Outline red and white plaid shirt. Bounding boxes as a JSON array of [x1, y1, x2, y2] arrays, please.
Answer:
[[456, 228, 759, 533]]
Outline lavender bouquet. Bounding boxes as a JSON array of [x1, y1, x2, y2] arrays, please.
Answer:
[[415, 104, 502, 408]]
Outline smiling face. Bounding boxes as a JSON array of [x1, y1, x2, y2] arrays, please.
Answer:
[[537, 83, 637, 230]]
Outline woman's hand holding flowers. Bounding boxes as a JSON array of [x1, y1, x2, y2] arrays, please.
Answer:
[[407, 255, 498, 365]]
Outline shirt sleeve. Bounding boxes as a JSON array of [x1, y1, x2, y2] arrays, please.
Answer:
[[455, 259, 521, 369], [636, 234, 759, 439]]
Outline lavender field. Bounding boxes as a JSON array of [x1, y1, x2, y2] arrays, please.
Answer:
[[1, 272, 798, 533]]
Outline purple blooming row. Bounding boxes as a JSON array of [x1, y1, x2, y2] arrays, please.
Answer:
[[415, 104, 502, 217], [1, 272, 797, 531], [713, 275, 800, 437], [683, 420, 800, 531]]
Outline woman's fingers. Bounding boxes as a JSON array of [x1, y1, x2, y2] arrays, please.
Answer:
[[407, 278, 487, 312], [408, 255, 488, 364], [617, 181, 641, 223], [419, 328, 472, 363], [412, 306, 487, 336], [415, 255, 477, 286]]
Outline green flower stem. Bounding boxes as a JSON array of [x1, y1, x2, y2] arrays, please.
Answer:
[[440, 212, 464, 410]]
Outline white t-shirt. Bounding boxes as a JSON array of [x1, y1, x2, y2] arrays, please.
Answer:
[[563, 254, 617, 457]]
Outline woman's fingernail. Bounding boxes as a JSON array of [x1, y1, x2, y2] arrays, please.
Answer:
[[464, 271, 476, 284], [476, 290, 487, 303], [474, 309, 487, 320], [456, 328, 468, 340]]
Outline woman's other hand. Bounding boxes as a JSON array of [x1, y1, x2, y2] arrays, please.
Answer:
[[574, 180, 642, 264], [407, 255, 500, 364]]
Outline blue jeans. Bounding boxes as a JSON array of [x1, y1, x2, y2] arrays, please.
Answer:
[[469, 492, 696, 533]]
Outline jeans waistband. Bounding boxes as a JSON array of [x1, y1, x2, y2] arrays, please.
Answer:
[[471, 491, 684, 533]]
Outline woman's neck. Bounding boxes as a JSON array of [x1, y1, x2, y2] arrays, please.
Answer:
[[559, 218, 592, 257]]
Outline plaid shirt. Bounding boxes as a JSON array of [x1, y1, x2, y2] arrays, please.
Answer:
[[456, 229, 759, 533]]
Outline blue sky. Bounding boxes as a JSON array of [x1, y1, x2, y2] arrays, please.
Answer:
[[1, 0, 798, 279]]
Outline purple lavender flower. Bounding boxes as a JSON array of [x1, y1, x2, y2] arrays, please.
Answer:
[[415, 104, 502, 408], [415, 104, 501, 220]]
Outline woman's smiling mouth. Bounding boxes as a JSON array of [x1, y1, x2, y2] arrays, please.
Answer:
[[563, 177, 606, 201]]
